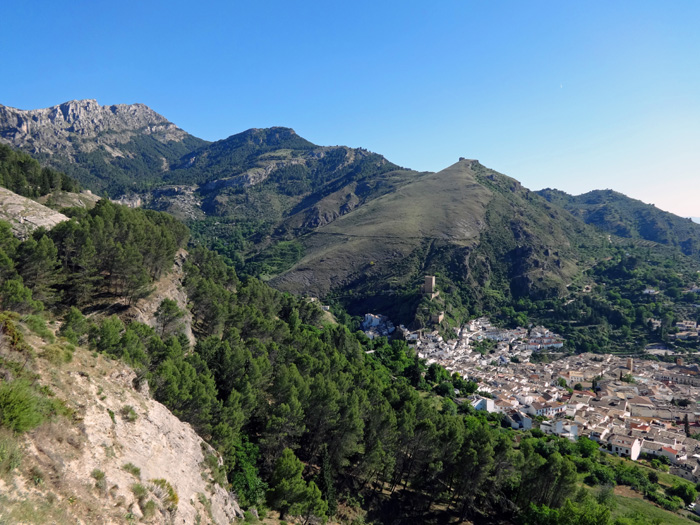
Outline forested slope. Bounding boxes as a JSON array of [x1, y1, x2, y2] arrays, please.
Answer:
[[0, 192, 691, 523], [0, 143, 80, 198]]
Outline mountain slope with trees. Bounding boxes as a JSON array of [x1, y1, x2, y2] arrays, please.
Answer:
[[0, 208, 686, 525], [5, 100, 700, 352], [0, 100, 207, 195], [271, 159, 609, 326], [539, 188, 700, 258], [0, 153, 696, 522]]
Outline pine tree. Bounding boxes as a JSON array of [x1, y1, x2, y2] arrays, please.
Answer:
[[267, 448, 307, 519], [155, 298, 185, 337], [17, 235, 63, 305]]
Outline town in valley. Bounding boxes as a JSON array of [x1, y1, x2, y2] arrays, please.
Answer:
[[362, 276, 700, 487]]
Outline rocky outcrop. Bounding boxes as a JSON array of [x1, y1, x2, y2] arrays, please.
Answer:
[[0, 99, 190, 157], [0, 186, 69, 238], [38, 189, 101, 210], [126, 249, 196, 347], [201, 159, 306, 192]]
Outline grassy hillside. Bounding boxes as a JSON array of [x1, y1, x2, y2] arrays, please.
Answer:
[[271, 160, 608, 326]]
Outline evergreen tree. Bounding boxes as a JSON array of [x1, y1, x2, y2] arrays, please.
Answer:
[[16, 234, 63, 305], [267, 448, 307, 519], [155, 298, 185, 337]]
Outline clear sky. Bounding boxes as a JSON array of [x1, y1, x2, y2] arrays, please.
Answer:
[[2, 1, 699, 216]]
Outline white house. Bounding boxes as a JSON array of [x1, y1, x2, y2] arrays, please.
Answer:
[[471, 396, 496, 413], [609, 435, 641, 461]]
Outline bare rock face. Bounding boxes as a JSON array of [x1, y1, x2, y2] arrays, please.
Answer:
[[0, 99, 190, 157], [64, 367, 242, 525], [0, 186, 69, 238]]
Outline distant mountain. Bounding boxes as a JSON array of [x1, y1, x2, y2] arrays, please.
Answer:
[[0, 99, 207, 194], [157, 126, 413, 228], [271, 159, 606, 322], [21, 100, 700, 325], [538, 188, 700, 258]]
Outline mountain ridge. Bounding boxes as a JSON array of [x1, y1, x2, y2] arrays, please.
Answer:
[[4, 98, 699, 327], [0, 99, 208, 194], [538, 187, 700, 258]]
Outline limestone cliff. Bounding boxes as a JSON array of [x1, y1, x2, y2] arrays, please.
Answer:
[[0, 100, 207, 194], [0, 99, 190, 157]]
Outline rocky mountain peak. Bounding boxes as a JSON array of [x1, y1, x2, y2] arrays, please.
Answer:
[[0, 99, 190, 156]]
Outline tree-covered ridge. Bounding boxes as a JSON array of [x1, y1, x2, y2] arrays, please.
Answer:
[[0, 200, 188, 313], [539, 188, 700, 259], [167, 127, 315, 184], [45, 133, 208, 196], [0, 143, 79, 198]]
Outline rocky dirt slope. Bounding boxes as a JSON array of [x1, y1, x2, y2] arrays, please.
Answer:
[[0, 324, 242, 524], [126, 249, 196, 347]]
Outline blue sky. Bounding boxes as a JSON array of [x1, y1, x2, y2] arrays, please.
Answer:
[[2, 1, 699, 216]]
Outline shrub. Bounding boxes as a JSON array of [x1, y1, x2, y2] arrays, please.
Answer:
[[141, 499, 157, 519], [59, 307, 91, 344], [91, 468, 106, 491], [0, 429, 21, 476], [123, 462, 141, 478], [203, 453, 228, 487], [585, 463, 616, 486], [131, 483, 148, 500], [41, 344, 72, 364], [22, 314, 55, 343], [29, 465, 44, 485], [150, 478, 178, 510], [0, 380, 44, 432], [668, 480, 698, 505], [120, 405, 138, 423], [0, 312, 27, 350], [244, 510, 259, 523]]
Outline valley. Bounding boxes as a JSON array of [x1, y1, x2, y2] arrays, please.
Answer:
[[2, 99, 700, 524]]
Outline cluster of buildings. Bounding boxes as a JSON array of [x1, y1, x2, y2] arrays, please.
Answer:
[[645, 317, 700, 341], [398, 316, 564, 369], [359, 273, 700, 484], [671, 320, 700, 341], [361, 313, 395, 339], [394, 316, 700, 483]]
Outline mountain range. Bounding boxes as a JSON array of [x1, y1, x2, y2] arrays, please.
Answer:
[[2, 99, 700, 327]]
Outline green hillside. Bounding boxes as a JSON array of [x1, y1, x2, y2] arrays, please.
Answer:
[[271, 159, 607, 325], [6, 106, 700, 353], [37, 133, 207, 195], [538, 188, 700, 258], [0, 197, 688, 525], [0, 143, 80, 198]]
